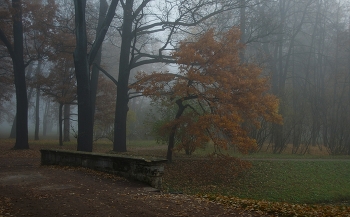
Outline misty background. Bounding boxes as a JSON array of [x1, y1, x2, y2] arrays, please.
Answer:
[[1, 0, 350, 154]]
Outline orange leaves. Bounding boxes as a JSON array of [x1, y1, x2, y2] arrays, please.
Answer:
[[133, 27, 282, 155], [134, 71, 175, 98]]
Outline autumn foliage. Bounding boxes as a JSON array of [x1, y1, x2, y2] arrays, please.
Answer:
[[133, 27, 282, 160]]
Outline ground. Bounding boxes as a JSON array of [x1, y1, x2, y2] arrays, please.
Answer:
[[0, 143, 263, 217]]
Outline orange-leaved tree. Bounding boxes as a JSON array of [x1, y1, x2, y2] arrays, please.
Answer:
[[132, 27, 282, 162]]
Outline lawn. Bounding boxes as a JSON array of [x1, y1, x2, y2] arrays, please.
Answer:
[[163, 158, 350, 204], [21, 139, 350, 204], [2, 139, 350, 215]]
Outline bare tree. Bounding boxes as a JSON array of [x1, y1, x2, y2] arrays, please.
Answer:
[[73, 0, 119, 152], [0, 0, 29, 149]]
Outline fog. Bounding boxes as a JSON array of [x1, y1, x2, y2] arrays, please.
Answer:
[[2, 0, 350, 154], [0, 122, 11, 138]]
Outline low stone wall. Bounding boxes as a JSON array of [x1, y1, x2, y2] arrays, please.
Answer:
[[40, 149, 167, 189]]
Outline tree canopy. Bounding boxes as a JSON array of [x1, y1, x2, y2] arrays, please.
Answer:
[[133, 27, 282, 161]]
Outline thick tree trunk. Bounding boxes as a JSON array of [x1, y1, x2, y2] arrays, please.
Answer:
[[63, 104, 70, 142], [10, 87, 34, 139], [74, 0, 93, 152], [113, 0, 134, 152], [12, 0, 28, 149], [13, 64, 28, 149], [9, 63, 34, 139], [73, 0, 118, 152], [91, 0, 108, 125]]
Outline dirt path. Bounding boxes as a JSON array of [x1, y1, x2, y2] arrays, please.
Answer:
[[0, 149, 261, 217]]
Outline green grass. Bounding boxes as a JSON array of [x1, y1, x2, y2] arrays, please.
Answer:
[[233, 160, 350, 204], [163, 159, 350, 204]]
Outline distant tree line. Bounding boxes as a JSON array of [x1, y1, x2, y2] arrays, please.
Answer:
[[226, 0, 350, 155]]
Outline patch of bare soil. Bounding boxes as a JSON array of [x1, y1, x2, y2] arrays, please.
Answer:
[[0, 143, 263, 217]]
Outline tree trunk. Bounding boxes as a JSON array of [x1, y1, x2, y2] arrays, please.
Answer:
[[91, 0, 108, 125], [239, 0, 246, 61], [59, 103, 63, 146], [113, 0, 134, 152], [10, 87, 34, 139], [9, 115, 16, 139], [271, 1, 285, 153], [348, 16, 350, 155], [73, 0, 118, 152], [43, 101, 50, 137], [9, 63, 34, 139], [34, 61, 42, 141], [34, 83, 40, 140], [167, 100, 187, 162], [73, 0, 93, 152], [302, 0, 321, 148], [63, 104, 70, 142], [12, 0, 28, 149], [9, 63, 33, 139]]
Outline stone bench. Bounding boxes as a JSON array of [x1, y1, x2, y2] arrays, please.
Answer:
[[40, 149, 167, 189]]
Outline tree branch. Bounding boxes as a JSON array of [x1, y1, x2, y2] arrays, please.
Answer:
[[132, 58, 177, 69], [128, 94, 143, 100], [133, 0, 151, 19], [136, 27, 165, 36], [186, 104, 201, 115], [93, 63, 118, 86], [88, 0, 119, 66], [0, 28, 14, 60], [132, 4, 238, 37], [131, 52, 175, 67]]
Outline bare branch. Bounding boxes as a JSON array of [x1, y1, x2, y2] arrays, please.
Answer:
[[88, 0, 119, 66], [128, 93, 143, 100], [131, 52, 175, 68], [132, 58, 176, 69], [93, 63, 118, 86], [133, 0, 151, 19], [0, 28, 14, 60], [132, 2, 239, 37]]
